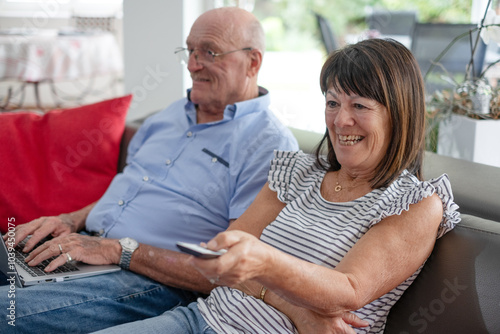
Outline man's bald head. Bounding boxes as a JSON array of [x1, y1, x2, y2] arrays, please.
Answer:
[[192, 7, 265, 53]]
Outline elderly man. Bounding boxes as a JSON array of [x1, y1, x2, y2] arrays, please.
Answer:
[[1, 7, 297, 333]]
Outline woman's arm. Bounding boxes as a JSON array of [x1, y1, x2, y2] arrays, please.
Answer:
[[226, 182, 286, 235], [234, 279, 369, 333], [193, 191, 443, 316]]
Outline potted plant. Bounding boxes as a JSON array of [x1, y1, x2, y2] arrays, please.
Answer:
[[426, 0, 500, 168]]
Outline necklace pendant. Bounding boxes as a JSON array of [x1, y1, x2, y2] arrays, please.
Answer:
[[335, 184, 342, 192]]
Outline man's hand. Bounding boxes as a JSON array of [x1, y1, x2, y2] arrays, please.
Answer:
[[2, 203, 95, 252], [3, 214, 77, 252], [24, 233, 122, 272]]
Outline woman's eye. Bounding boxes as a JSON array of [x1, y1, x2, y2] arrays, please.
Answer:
[[326, 100, 338, 108], [354, 103, 365, 109]]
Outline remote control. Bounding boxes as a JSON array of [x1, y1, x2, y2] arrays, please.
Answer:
[[176, 242, 227, 259]]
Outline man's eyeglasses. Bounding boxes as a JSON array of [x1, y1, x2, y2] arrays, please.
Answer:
[[174, 47, 253, 64]]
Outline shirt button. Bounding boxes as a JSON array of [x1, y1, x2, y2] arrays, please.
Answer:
[[186, 131, 193, 137], [165, 159, 171, 165], [143, 176, 149, 181], [118, 200, 125, 206], [212, 157, 217, 163]]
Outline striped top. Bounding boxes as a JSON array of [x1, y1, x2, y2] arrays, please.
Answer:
[[198, 151, 460, 333]]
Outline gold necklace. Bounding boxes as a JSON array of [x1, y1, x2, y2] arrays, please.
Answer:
[[335, 172, 343, 192], [334, 172, 359, 192]]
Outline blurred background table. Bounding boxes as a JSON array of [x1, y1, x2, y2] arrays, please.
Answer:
[[0, 28, 123, 110]]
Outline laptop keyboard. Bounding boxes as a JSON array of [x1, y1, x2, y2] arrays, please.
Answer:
[[15, 237, 80, 277]]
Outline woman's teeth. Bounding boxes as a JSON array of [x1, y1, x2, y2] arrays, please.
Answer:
[[339, 135, 363, 145]]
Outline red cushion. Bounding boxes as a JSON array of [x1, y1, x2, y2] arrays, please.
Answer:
[[0, 95, 132, 233]]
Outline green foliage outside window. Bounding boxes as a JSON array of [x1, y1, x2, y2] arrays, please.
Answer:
[[253, 0, 473, 52]]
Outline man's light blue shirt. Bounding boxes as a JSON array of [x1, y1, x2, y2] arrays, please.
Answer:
[[86, 88, 298, 250]]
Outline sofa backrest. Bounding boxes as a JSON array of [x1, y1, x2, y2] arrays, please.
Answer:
[[385, 214, 500, 333], [118, 122, 141, 173], [423, 151, 500, 222]]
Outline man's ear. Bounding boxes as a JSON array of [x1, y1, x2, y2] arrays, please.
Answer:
[[247, 49, 263, 78]]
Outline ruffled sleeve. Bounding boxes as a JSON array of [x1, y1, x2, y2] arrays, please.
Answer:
[[268, 151, 300, 203], [268, 150, 321, 204], [364, 171, 460, 239], [428, 173, 461, 238]]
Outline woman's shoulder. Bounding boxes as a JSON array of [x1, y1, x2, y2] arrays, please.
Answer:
[[368, 171, 460, 238], [387, 171, 455, 202]]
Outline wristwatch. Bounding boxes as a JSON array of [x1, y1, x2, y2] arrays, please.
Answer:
[[118, 237, 139, 270]]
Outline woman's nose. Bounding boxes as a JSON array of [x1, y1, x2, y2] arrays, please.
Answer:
[[334, 107, 355, 127]]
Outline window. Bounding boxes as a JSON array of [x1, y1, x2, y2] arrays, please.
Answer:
[[251, 0, 474, 133]]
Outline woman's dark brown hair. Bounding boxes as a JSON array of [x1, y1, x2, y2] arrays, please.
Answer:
[[315, 38, 426, 188]]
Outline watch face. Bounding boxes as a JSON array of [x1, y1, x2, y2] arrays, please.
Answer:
[[121, 237, 138, 249]]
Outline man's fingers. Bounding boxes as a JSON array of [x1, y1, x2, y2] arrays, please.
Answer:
[[44, 253, 74, 272], [22, 226, 52, 252], [13, 217, 54, 252], [9, 222, 40, 249], [25, 241, 55, 265]]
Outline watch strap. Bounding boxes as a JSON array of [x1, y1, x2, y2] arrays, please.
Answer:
[[119, 238, 138, 270], [119, 249, 133, 270]]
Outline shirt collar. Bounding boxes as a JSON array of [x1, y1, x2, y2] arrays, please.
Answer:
[[185, 86, 270, 124]]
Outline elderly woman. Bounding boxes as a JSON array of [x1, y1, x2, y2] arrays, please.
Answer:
[[97, 39, 460, 334]]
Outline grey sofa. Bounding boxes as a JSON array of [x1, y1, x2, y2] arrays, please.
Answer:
[[120, 125, 500, 333]]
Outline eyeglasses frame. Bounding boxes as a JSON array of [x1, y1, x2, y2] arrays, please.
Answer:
[[174, 47, 253, 64]]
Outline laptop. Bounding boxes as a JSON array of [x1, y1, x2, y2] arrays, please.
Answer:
[[1, 235, 121, 288]]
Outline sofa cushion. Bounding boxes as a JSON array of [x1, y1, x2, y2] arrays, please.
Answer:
[[0, 95, 132, 233]]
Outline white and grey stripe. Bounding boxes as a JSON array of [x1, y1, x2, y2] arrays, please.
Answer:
[[198, 150, 460, 333]]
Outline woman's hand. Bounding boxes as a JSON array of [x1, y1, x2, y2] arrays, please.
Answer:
[[290, 307, 369, 334], [189, 230, 273, 286]]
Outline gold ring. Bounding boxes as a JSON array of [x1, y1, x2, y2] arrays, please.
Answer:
[[58, 244, 63, 254], [65, 253, 72, 263]]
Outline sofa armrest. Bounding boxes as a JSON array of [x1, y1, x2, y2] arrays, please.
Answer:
[[385, 214, 500, 333]]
